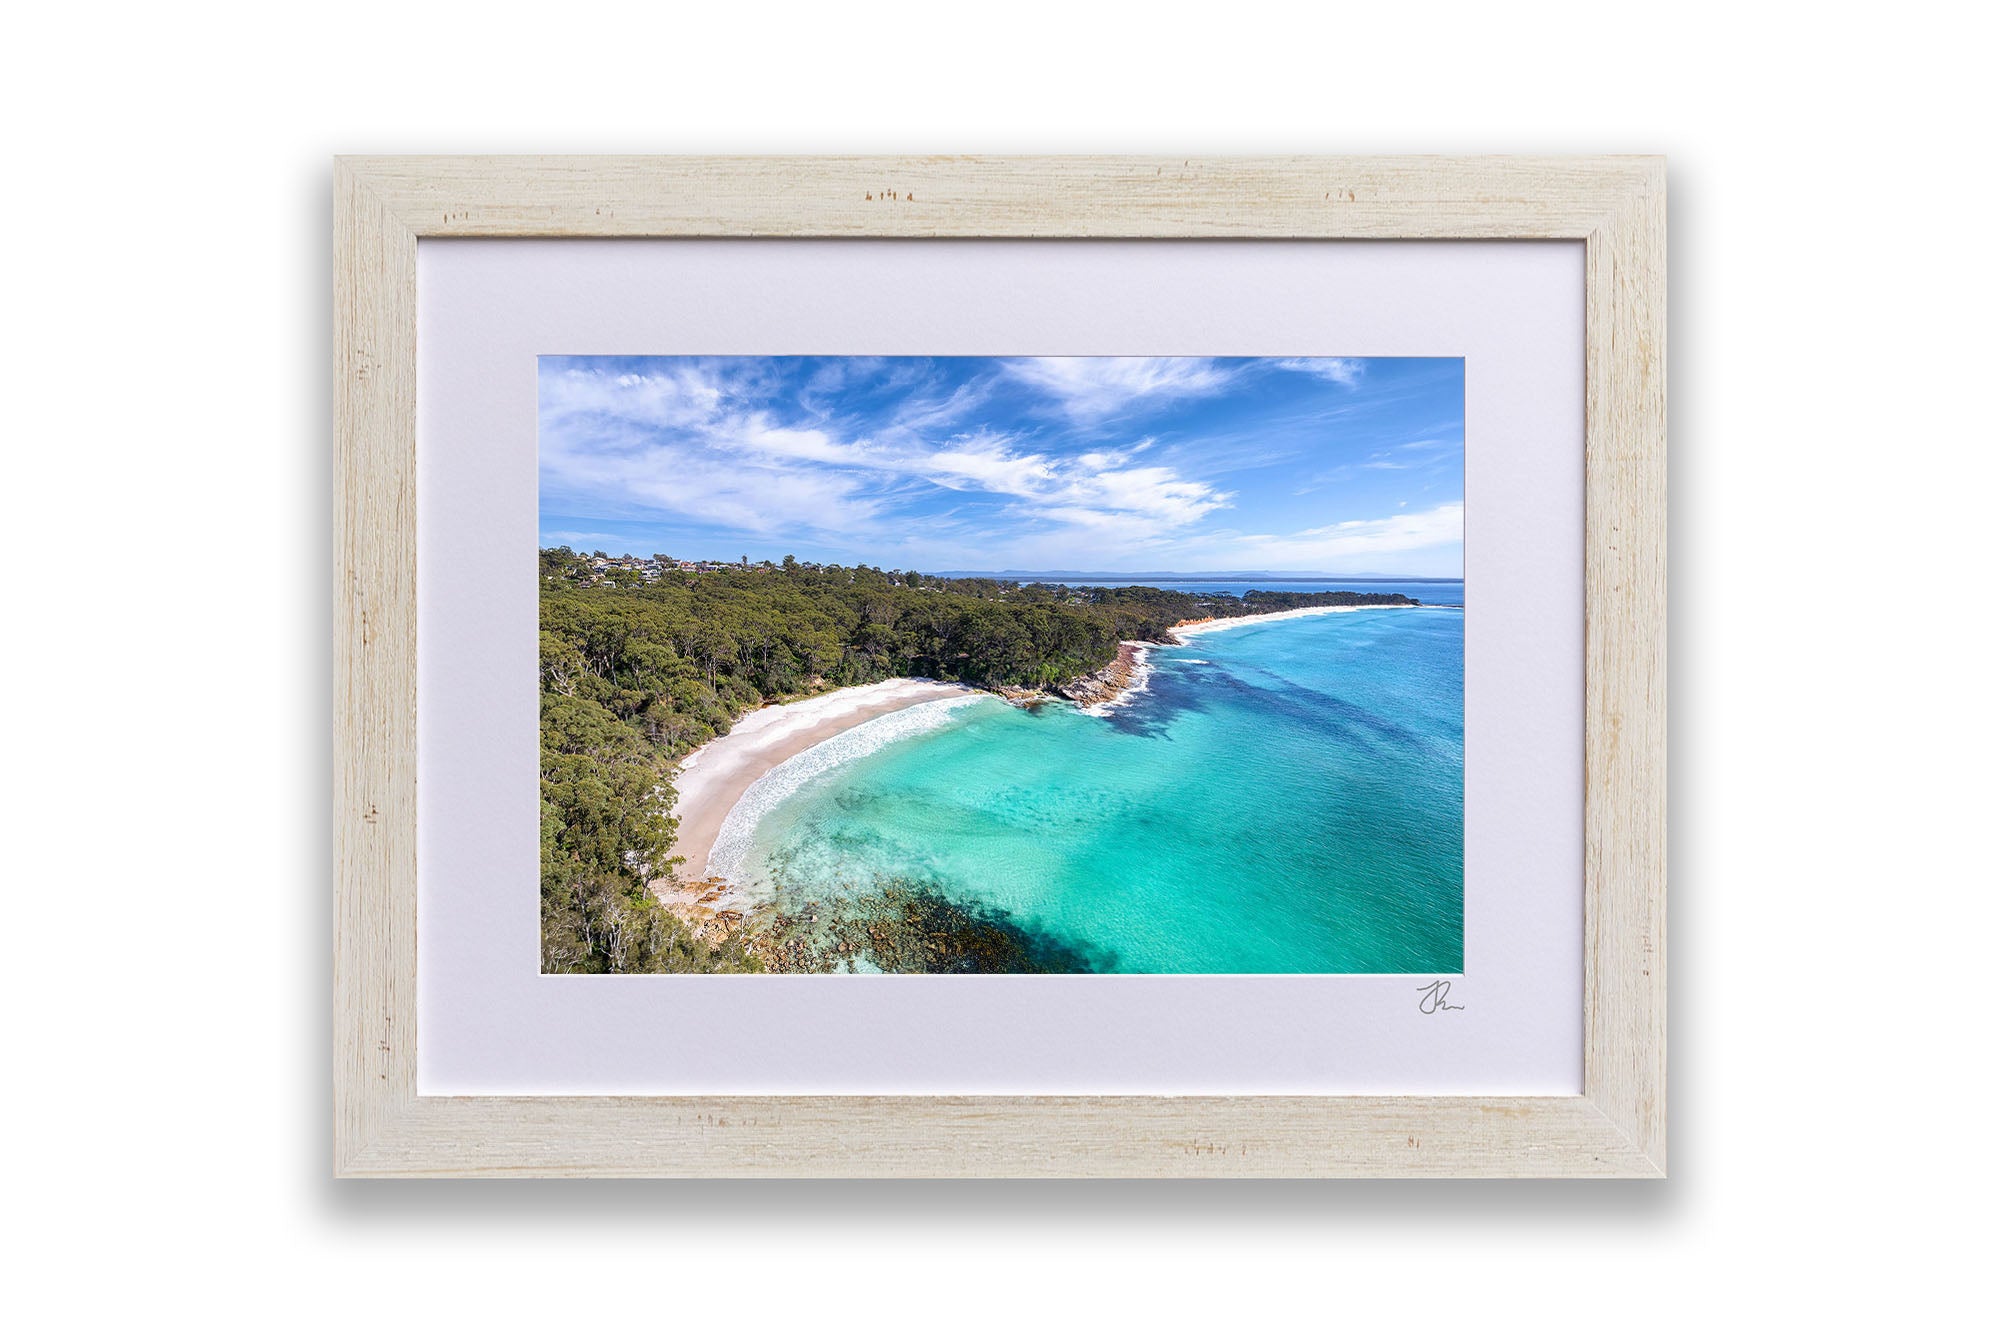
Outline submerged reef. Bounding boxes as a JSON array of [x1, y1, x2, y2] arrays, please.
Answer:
[[747, 877, 1114, 974]]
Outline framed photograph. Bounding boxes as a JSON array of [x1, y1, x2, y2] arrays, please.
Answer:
[[335, 155, 1664, 1176]]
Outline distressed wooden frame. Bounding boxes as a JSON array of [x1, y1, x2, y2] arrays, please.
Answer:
[[335, 156, 1664, 1177]]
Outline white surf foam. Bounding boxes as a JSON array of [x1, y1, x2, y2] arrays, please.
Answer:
[[705, 694, 989, 886], [1079, 641, 1156, 717]]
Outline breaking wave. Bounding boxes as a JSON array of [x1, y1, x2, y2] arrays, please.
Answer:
[[706, 694, 990, 885]]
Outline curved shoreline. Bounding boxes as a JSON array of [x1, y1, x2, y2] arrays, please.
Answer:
[[658, 679, 978, 895], [1086, 602, 1441, 711], [1170, 600, 1427, 640], [654, 604, 1455, 916]]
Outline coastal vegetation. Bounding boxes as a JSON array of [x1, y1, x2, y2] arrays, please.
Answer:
[[538, 546, 1418, 973]]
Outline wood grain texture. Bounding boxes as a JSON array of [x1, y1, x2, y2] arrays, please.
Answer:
[[1582, 161, 1668, 1171], [333, 162, 420, 1161], [350, 154, 1636, 238], [333, 156, 1665, 1177], [339, 1096, 1657, 1179]]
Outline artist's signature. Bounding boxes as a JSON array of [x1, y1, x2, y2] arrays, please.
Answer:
[[1416, 980, 1464, 1014]]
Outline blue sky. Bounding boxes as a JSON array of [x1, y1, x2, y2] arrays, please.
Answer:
[[539, 356, 1463, 575]]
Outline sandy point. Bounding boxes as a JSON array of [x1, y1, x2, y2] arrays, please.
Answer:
[[658, 678, 978, 890]]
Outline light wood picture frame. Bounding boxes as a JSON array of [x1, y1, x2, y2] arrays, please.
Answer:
[[334, 155, 1664, 1178]]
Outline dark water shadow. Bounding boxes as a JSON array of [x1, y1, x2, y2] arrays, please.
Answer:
[[1187, 663, 1423, 754], [1101, 702, 1178, 738], [758, 877, 1117, 974], [1099, 660, 1220, 736]]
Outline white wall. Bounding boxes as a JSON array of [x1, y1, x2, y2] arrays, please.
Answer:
[[6, 2, 1987, 1325]]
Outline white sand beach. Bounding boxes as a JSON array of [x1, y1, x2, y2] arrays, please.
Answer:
[[1087, 605, 1426, 712], [1171, 602, 1420, 639], [654, 607, 1437, 910], [663, 678, 978, 885]]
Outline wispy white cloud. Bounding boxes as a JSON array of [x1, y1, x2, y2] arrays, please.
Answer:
[[1358, 437, 1456, 471], [541, 364, 1232, 544], [540, 357, 1461, 573], [541, 424, 892, 539], [1271, 357, 1365, 386], [884, 377, 992, 434], [1000, 357, 1235, 419], [540, 363, 731, 430], [1181, 502, 1464, 572]]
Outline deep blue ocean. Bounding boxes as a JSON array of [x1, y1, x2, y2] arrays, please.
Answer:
[[717, 600, 1464, 973], [1037, 578, 1462, 604]]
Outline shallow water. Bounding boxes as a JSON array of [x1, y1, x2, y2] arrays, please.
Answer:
[[734, 603, 1464, 973]]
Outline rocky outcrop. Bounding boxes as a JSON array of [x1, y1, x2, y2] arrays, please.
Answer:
[[746, 881, 1110, 974], [655, 876, 752, 944], [1053, 642, 1144, 708]]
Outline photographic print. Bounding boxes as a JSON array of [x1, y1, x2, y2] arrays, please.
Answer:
[[539, 356, 1464, 975]]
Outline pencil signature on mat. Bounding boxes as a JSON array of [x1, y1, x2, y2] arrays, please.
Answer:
[[1416, 979, 1464, 1014]]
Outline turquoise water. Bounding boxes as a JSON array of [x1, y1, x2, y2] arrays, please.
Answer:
[[732, 606, 1464, 973]]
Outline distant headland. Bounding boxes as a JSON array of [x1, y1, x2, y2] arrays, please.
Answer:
[[536, 547, 1429, 973], [933, 569, 1462, 582]]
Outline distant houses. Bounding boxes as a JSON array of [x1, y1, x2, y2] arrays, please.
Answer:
[[550, 549, 961, 592], [557, 551, 787, 587], [573, 553, 676, 585]]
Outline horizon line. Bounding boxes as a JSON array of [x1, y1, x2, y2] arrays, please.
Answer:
[[544, 547, 1458, 581]]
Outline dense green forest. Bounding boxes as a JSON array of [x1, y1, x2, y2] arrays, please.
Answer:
[[538, 547, 1417, 972]]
